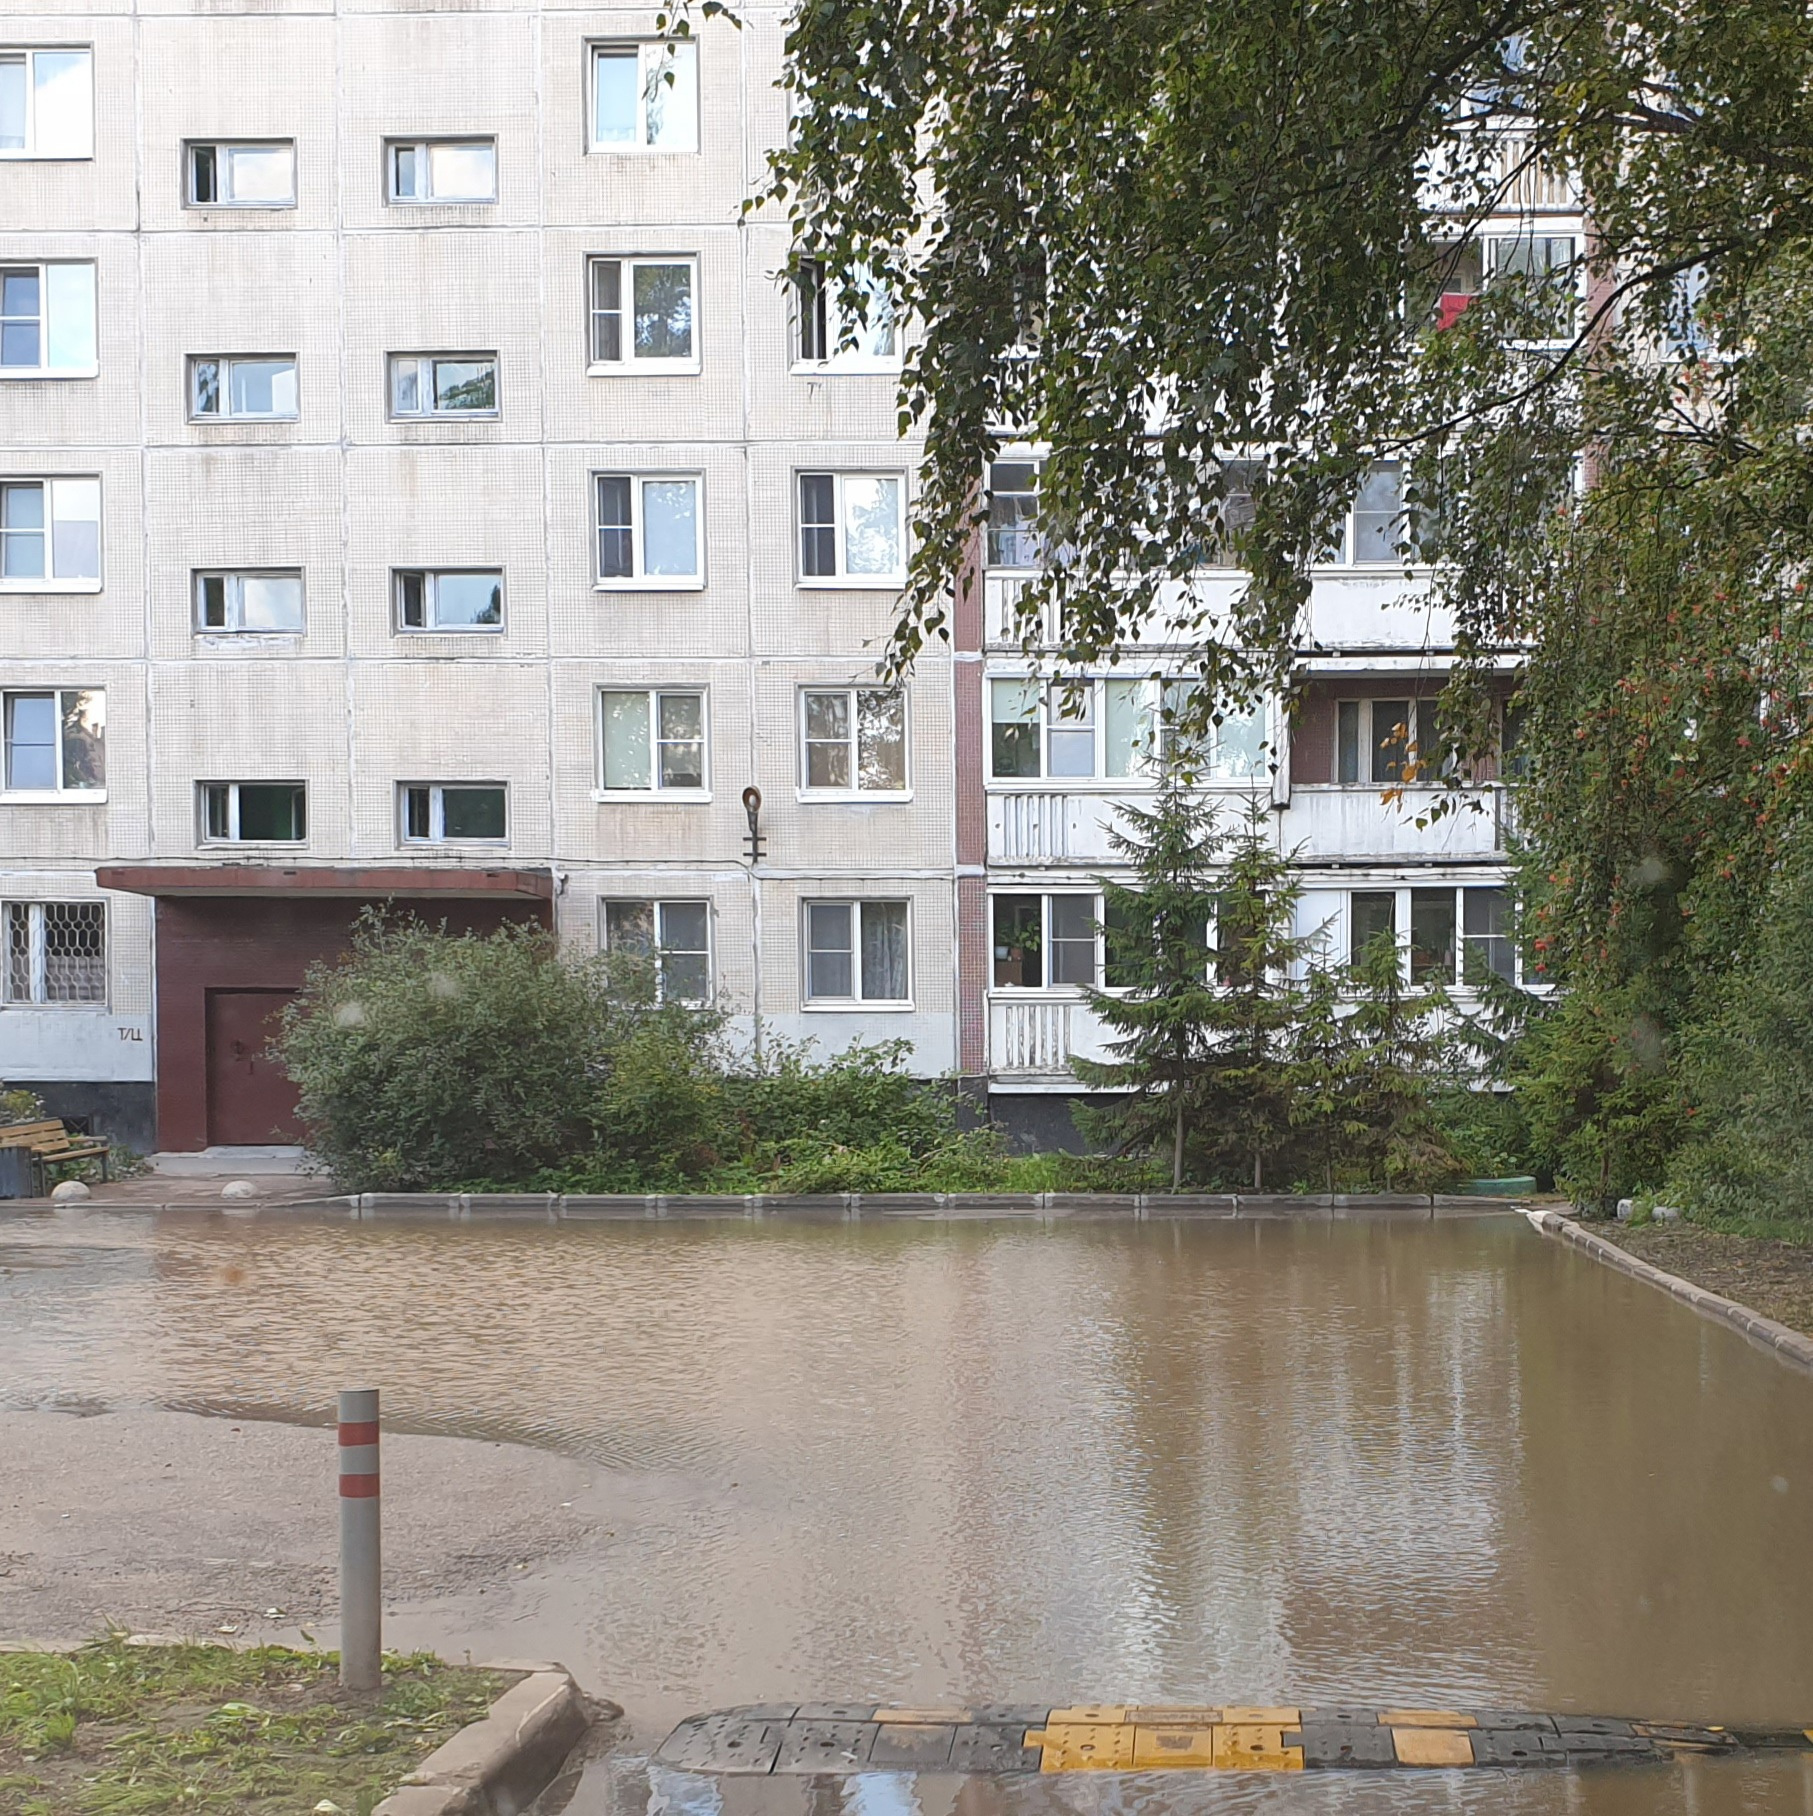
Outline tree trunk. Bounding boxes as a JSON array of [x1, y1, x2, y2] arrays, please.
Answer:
[[1172, 1094, 1184, 1191]]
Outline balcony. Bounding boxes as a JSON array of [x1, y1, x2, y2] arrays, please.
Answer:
[[1280, 785, 1512, 861], [984, 570, 1454, 657], [987, 785, 1266, 869], [988, 994, 1115, 1081]]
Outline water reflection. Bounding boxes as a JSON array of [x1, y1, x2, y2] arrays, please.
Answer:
[[3, 1211, 1812, 1815]]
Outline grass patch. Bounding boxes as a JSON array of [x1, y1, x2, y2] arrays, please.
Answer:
[[0, 1637, 509, 1815]]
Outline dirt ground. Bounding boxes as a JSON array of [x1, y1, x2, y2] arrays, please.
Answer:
[[1596, 1223, 1813, 1340], [0, 1407, 612, 1652]]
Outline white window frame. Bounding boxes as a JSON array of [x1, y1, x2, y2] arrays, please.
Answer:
[[193, 570, 305, 634], [792, 262, 901, 373], [2, 901, 106, 1007], [198, 781, 308, 846], [987, 675, 1268, 785], [798, 685, 910, 798], [0, 47, 94, 161], [1333, 696, 1444, 786], [989, 891, 1101, 992], [184, 140, 296, 208], [0, 261, 97, 379], [0, 477, 101, 591], [1346, 883, 1517, 987], [189, 355, 299, 422], [796, 471, 907, 588], [385, 137, 497, 204], [398, 782, 509, 846], [585, 255, 700, 374], [388, 353, 500, 420], [593, 473, 704, 589], [392, 569, 505, 634], [595, 687, 709, 799], [600, 897, 713, 1005], [801, 898, 913, 1007], [2, 687, 104, 798], [1320, 462, 1406, 567], [587, 40, 700, 154]]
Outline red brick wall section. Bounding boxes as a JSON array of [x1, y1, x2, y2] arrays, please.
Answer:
[[152, 896, 550, 1152], [952, 510, 989, 1079]]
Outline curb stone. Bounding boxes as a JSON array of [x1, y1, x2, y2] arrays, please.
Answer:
[[1524, 1207, 1813, 1377], [373, 1665, 611, 1816]]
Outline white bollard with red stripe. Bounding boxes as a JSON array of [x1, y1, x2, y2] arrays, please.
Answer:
[[337, 1387, 382, 1690]]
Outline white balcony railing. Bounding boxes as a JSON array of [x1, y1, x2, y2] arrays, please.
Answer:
[[1280, 785, 1510, 861], [989, 996, 1117, 1076]]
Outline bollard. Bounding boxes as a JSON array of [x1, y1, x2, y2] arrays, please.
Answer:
[[337, 1387, 382, 1691]]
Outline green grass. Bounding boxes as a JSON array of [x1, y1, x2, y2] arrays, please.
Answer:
[[0, 1637, 506, 1815]]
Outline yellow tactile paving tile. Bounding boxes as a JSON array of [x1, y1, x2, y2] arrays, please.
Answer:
[[1380, 1709, 1477, 1728], [1027, 1722, 1138, 1771], [1213, 1724, 1305, 1771], [1220, 1707, 1301, 1726], [1130, 1726, 1218, 1768], [1045, 1707, 1131, 1724], [1128, 1707, 1221, 1724], [1392, 1727, 1476, 1767]]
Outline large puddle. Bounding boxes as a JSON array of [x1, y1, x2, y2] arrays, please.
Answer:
[[2, 1211, 1811, 1813]]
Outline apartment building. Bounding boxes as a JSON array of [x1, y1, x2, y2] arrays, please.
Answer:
[[2, 3, 957, 1154], [2, 8, 1574, 1157], [959, 161, 1580, 1140]]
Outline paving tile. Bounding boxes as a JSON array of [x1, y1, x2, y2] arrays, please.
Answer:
[[656, 1717, 788, 1774], [866, 1724, 957, 1768], [1213, 1724, 1304, 1771], [1382, 1709, 1477, 1729], [1391, 1727, 1475, 1767], [1469, 1730, 1569, 1767], [965, 1706, 1052, 1727], [1289, 1722, 1398, 1767], [775, 1722, 879, 1772], [1129, 1725, 1217, 1768], [1027, 1722, 1137, 1770], [949, 1725, 1043, 1773], [1469, 1711, 1556, 1732], [792, 1704, 879, 1722], [1551, 1715, 1635, 1736]]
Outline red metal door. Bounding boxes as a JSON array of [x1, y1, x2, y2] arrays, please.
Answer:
[[205, 989, 301, 1145]]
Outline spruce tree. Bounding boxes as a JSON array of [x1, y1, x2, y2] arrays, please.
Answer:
[[1077, 790, 1320, 1189]]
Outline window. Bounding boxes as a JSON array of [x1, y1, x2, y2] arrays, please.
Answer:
[[0, 48, 93, 159], [1202, 461, 1260, 568], [992, 894, 1096, 988], [0, 478, 100, 586], [0, 264, 96, 376], [800, 687, 906, 793], [795, 262, 898, 369], [400, 783, 507, 844], [190, 356, 298, 421], [4, 902, 104, 1005], [804, 900, 909, 1003], [3, 690, 103, 793], [1335, 697, 1443, 784], [186, 141, 295, 206], [389, 354, 497, 418], [1322, 463, 1404, 564], [986, 461, 1042, 568], [1410, 888, 1458, 983], [1349, 891, 1397, 965], [1435, 235, 1579, 334], [194, 570, 303, 632], [603, 899, 710, 1003], [587, 257, 696, 370], [989, 676, 1264, 781], [1463, 885, 1514, 983], [394, 570, 502, 632], [598, 689, 705, 793], [590, 41, 698, 152], [797, 473, 905, 583], [200, 782, 306, 843], [387, 139, 496, 203], [594, 474, 701, 586]]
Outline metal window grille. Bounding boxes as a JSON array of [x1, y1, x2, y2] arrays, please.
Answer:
[[4, 901, 104, 1004]]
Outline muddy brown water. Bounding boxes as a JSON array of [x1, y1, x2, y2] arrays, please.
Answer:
[[2, 1210, 1811, 1813]]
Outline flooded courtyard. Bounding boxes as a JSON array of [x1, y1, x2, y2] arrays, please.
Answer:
[[1, 1209, 1811, 1813]]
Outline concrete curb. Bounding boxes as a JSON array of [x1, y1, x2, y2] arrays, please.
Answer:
[[373, 1663, 605, 1816], [17, 1190, 1530, 1222], [1524, 1208, 1813, 1377]]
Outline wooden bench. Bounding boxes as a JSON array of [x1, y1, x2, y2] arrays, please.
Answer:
[[0, 1118, 111, 1194]]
